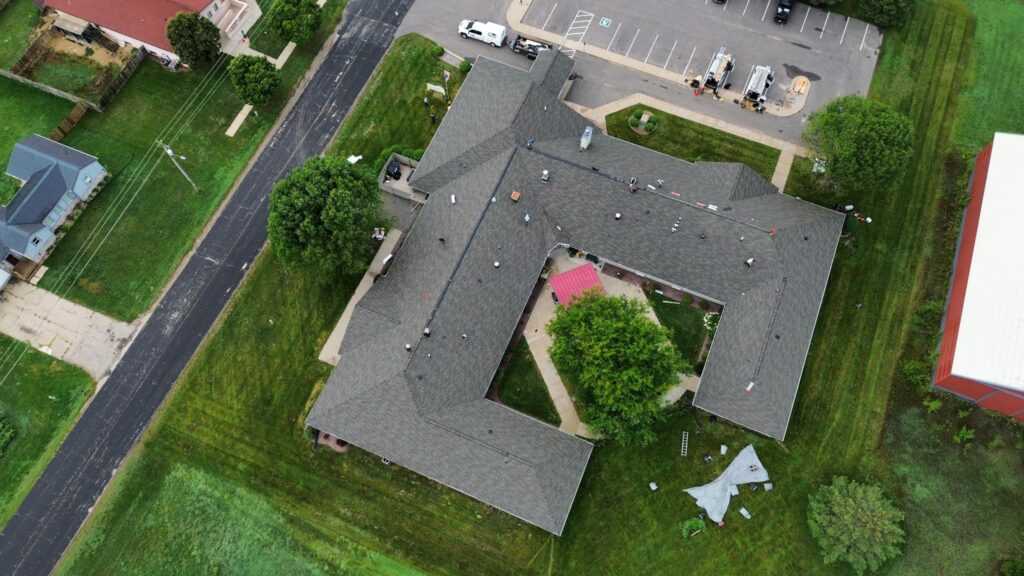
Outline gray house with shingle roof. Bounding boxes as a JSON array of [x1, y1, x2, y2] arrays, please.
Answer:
[[308, 52, 843, 535], [1, 134, 106, 289]]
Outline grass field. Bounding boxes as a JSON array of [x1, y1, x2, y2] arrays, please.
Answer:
[[606, 105, 781, 181], [0, 175, 20, 205], [646, 292, 710, 372], [0, 75, 70, 161], [0, 336, 94, 530], [494, 341, 560, 427], [31, 53, 108, 100], [54, 3, 1024, 574], [36, 0, 347, 321], [0, 0, 38, 69], [329, 34, 463, 168]]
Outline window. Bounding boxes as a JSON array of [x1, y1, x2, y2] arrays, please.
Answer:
[[31, 238, 40, 246]]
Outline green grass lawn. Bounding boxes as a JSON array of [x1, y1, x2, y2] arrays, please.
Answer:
[[0, 174, 20, 205], [646, 291, 710, 372], [30, 53, 107, 100], [53, 4, 1024, 574], [0, 75, 71, 161], [495, 340, 560, 427], [36, 0, 347, 321], [0, 336, 94, 530], [249, 0, 290, 57], [329, 34, 463, 168], [0, 0, 38, 69], [606, 105, 781, 181], [954, 0, 1024, 149]]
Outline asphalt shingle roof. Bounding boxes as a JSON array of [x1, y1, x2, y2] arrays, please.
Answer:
[[309, 52, 842, 534]]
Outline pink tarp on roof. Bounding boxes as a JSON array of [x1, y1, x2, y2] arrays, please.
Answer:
[[550, 264, 603, 306]]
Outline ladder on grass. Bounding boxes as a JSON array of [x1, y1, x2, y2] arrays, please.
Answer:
[[681, 431, 689, 457]]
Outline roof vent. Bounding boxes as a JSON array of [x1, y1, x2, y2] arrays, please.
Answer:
[[511, 190, 521, 202], [524, 213, 531, 224], [541, 170, 550, 183], [739, 235, 745, 242], [580, 126, 594, 151], [526, 137, 535, 150], [423, 327, 431, 337], [745, 381, 756, 393], [461, 333, 468, 340], [700, 232, 707, 240], [404, 343, 412, 351], [614, 212, 622, 220], [450, 194, 457, 205], [494, 261, 501, 268], [745, 257, 755, 267]]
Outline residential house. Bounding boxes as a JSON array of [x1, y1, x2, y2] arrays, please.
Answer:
[[934, 132, 1024, 421], [308, 52, 843, 535], [1, 135, 106, 290], [40, 0, 262, 66]]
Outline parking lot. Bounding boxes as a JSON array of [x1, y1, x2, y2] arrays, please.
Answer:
[[398, 0, 882, 145]]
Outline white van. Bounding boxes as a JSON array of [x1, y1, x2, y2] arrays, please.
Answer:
[[458, 20, 507, 47]]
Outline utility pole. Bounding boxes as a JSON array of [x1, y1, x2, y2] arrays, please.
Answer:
[[157, 140, 199, 192]]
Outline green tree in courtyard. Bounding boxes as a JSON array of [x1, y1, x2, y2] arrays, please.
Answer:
[[228, 55, 280, 106], [808, 476, 905, 575], [860, 0, 915, 28], [268, 157, 382, 274], [547, 293, 684, 445], [804, 95, 913, 198], [166, 13, 221, 67], [267, 0, 322, 44]]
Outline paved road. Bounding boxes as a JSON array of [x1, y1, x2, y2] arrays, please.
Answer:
[[0, 0, 411, 573]]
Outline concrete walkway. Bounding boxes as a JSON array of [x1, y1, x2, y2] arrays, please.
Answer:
[[572, 93, 810, 191], [0, 282, 136, 381]]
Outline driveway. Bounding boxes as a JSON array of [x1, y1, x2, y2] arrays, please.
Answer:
[[0, 282, 135, 381], [400, 0, 881, 145]]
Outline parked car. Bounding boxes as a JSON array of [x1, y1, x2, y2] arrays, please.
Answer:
[[510, 34, 552, 60], [458, 20, 507, 47], [385, 158, 402, 181], [774, 0, 794, 24]]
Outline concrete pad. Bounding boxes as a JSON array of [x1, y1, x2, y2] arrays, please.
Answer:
[[0, 282, 136, 381], [226, 104, 254, 137]]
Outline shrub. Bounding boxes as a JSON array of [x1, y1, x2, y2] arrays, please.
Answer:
[[953, 425, 975, 445], [1002, 555, 1024, 576], [459, 58, 473, 74], [860, 0, 915, 28], [432, 44, 446, 58], [808, 476, 905, 575], [644, 115, 659, 133], [900, 358, 933, 395], [922, 396, 942, 414]]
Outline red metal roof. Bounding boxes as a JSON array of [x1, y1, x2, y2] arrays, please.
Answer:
[[43, 0, 210, 53], [550, 263, 603, 306]]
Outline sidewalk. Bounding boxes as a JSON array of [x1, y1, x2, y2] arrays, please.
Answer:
[[0, 282, 136, 381]]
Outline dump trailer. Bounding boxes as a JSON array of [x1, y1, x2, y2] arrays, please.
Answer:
[[702, 47, 735, 93]]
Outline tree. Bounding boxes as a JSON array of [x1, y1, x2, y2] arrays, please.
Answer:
[[268, 156, 382, 273], [547, 293, 684, 445], [860, 0, 915, 28], [804, 95, 913, 198], [267, 0, 321, 44], [166, 13, 221, 67], [228, 55, 280, 106], [808, 476, 905, 575]]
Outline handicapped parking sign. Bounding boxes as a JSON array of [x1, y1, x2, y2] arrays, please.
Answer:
[[599, 17, 612, 28]]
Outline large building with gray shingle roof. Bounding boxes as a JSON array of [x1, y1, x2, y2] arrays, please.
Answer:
[[308, 51, 843, 535]]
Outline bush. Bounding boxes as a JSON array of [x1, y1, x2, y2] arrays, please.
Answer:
[[166, 13, 221, 67], [860, 0, 915, 28], [267, 0, 322, 44], [644, 115, 659, 133], [459, 58, 473, 74], [808, 476, 905, 575], [431, 44, 446, 58], [900, 358, 933, 395], [1002, 556, 1024, 576], [547, 293, 683, 445], [227, 55, 280, 106]]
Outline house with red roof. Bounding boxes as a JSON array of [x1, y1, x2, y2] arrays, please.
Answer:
[[39, 0, 262, 66], [934, 132, 1024, 422]]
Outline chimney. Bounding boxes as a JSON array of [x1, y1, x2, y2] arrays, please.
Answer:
[[511, 190, 521, 202], [541, 169, 550, 183]]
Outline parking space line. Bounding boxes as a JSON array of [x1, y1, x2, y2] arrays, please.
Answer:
[[743, 0, 751, 16], [625, 28, 640, 58], [683, 45, 697, 78], [800, 6, 811, 33], [819, 11, 830, 39], [664, 39, 678, 69], [839, 16, 850, 45], [860, 24, 870, 51], [542, 2, 558, 31], [761, 0, 771, 21], [644, 34, 660, 63], [608, 22, 622, 50]]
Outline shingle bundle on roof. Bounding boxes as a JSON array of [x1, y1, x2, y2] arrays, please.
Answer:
[[308, 52, 843, 534]]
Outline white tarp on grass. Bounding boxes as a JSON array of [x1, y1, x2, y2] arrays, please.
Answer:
[[684, 444, 769, 523]]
